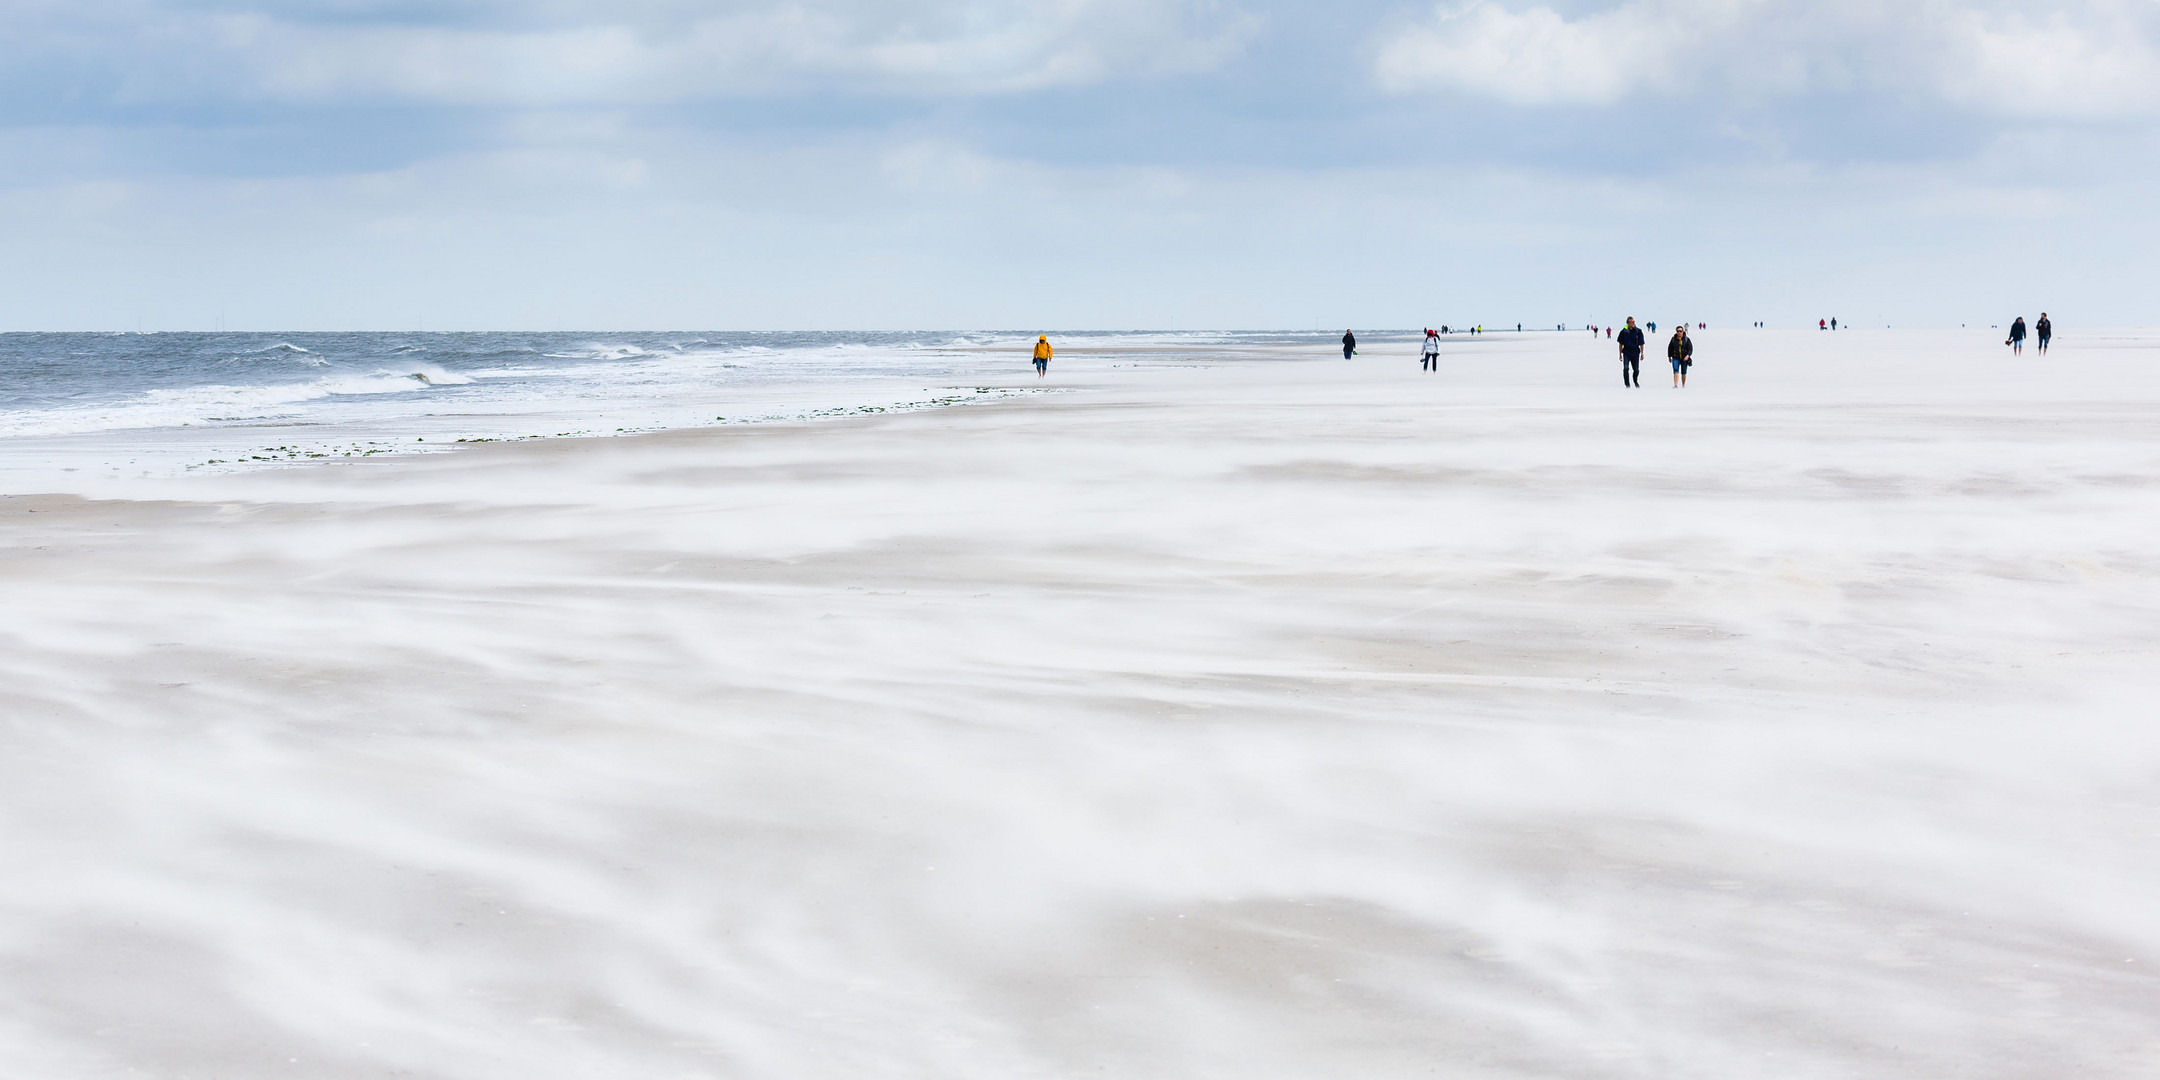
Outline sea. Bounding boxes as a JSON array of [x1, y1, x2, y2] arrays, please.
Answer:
[[0, 330, 1357, 490]]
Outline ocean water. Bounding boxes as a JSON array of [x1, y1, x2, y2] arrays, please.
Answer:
[[0, 330, 1354, 489]]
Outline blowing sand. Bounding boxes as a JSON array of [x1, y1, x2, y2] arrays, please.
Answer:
[[4, 329, 2159, 1078]]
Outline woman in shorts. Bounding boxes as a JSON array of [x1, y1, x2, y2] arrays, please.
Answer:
[[1667, 325, 1693, 388]]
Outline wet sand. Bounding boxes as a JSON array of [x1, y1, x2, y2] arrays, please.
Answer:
[[4, 329, 2159, 1078]]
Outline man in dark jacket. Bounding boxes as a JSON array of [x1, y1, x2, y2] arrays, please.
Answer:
[[1668, 325, 1693, 388], [1616, 317, 1645, 387], [2036, 313, 2052, 354], [1342, 330, 1356, 360]]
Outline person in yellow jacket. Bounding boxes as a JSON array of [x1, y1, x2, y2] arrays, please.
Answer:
[[1032, 335, 1052, 376]]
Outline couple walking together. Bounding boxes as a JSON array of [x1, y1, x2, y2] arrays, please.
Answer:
[[2005, 314, 2051, 355], [1615, 317, 1692, 387]]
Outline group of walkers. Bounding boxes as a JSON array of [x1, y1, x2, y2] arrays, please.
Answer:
[[1033, 314, 2052, 382], [1387, 322, 1702, 386], [1614, 317, 1693, 388], [2005, 313, 2052, 355]]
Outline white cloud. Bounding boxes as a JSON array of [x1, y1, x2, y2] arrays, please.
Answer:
[[1375, 0, 2160, 118], [1938, 5, 2160, 117], [77, 1, 1263, 106], [1374, 0, 1715, 106]]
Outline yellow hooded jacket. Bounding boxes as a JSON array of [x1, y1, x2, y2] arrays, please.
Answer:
[[1033, 337, 1052, 361]]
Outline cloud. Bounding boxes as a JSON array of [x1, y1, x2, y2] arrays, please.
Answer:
[[1375, 0, 2160, 119], [11, 0, 1262, 108], [1374, 0, 1708, 106], [1938, 5, 2160, 117]]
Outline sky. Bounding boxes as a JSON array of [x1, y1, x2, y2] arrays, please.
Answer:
[[2, 0, 2156, 330]]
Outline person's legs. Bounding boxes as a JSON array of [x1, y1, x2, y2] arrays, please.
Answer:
[[1035, 359, 1046, 376]]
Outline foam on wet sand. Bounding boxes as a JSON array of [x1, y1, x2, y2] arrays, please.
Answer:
[[3, 329, 2158, 1078]]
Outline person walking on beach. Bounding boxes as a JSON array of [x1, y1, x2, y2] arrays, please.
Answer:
[[1421, 329, 1440, 371], [1033, 335, 1052, 376], [2007, 316, 2027, 355], [2036, 313, 2052, 354], [1617, 317, 1645, 387], [1342, 330, 1357, 359], [1819, 319, 1827, 331], [1668, 324, 1693, 387]]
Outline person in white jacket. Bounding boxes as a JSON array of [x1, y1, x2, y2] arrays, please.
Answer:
[[1421, 328, 1440, 372]]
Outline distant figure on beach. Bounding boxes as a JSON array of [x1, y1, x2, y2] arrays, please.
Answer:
[[1617, 317, 1645, 387], [1831, 318, 1837, 330], [1820, 319, 1827, 330], [1422, 329, 1440, 371], [2036, 313, 2052, 353], [1342, 330, 1357, 359], [1648, 322, 1656, 333], [1033, 335, 1052, 376], [2006, 317, 2026, 354], [1668, 325, 1693, 388]]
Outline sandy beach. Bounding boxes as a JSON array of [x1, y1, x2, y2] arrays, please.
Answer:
[[4, 328, 2159, 1078]]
